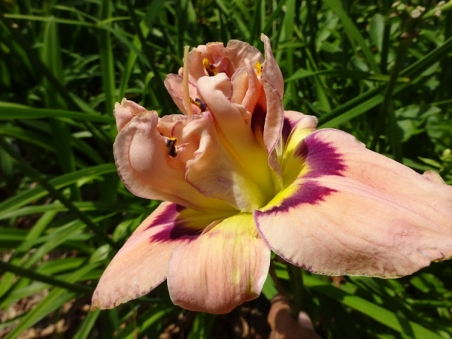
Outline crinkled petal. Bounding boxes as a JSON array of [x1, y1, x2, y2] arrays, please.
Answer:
[[260, 34, 284, 98], [231, 59, 263, 113], [92, 202, 225, 309], [164, 74, 202, 115], [255, 129, 452, 277], [167, 214, 270, 314], [226, 39, 263, 70], [114, 98, 147, 132], [191, 74, 276, 209], [281, 110, 318, 145], [262, 79, 284, 175], [182, 42, 235, 83], [184, 111, 269, 210], [114, 109, 232, 211]]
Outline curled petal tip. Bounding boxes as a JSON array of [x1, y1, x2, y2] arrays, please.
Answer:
[[423, 170, 446, 184], [114, 98, 147, 132]]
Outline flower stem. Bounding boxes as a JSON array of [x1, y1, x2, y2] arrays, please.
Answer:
[[287, 263, 304, 317], [269, 261, 286, 294]]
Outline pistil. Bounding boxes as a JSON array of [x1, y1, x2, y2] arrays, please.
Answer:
[[182, 46, 194, 116]]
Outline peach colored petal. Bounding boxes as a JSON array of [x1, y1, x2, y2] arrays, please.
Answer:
[[256, 129, 452, 277], [226, 39, 263, 71], [231, 59, 263, 113], [114, 98, 147, 132], [184, 111, 271, 211], [92, 202, 203, 309], [167, 214, 270, 314], [113, 108, 233, 212], [192, 74, 277, 210], [282, 110, 318, 145], [262, 80, 284, 165], [261, 34, 284, 98], [164, 74, 202, 115]]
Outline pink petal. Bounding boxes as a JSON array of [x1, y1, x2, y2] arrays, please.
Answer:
[[255, 129, 452, 277], [279, 112, 319, 185], [281, 110, 318, 145], [92, 202, 219, 309], [182, 42, 235, 83], [231, 59, 263, 113], [226, 39, 263, 71], [113, 109, 232, 211], [260, 34, 284, 98], [167, 214, 270, 314], [261, 79, 284, 166], [164, 74, 202, 115], [184, 111, 270, 210], [114, 98, 147, 132], [188, 75, 276, 210]]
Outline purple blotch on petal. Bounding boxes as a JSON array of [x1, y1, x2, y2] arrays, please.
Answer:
[[258, 181, 337, 215], [169, 224, 204, 239], [251, 104, 266, 137], [151, 225, 200, 242], [281, 116, 296, 144], [295, 132, 346, 178], [145, 204, 185, 230], [144, 204, 200, 242]]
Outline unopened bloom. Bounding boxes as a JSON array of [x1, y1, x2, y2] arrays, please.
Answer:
[[92, 35, 452, 314]]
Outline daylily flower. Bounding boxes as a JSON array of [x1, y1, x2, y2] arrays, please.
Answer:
[[92, 34, 452, 314]]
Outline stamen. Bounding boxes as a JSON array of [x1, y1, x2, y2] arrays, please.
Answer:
[[203, 58, 217, 76], [165, 137, 178, 157], [190, 97, 207, 112], [183, 46, 194, 116], [254, 61, 263, 76]]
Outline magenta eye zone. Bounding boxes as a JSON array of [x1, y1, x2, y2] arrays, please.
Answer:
[[166, 137, 178, 157]]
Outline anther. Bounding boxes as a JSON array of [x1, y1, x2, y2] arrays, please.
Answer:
[[254, 61, 263, 76], [165, 137, 178, 157], [190, 97, 207, 112], [203, 58, 217, 76]]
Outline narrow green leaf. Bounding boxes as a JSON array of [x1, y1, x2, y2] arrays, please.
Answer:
[[304, 274, 443, 338], [0, 102, 114, 123], [73, 310, 101, 339], [4, 263, 97, 339], [323, 0, 380, 73], [0, 164, 116, 216]]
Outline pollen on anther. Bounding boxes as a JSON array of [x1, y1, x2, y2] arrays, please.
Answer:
[[190, 97, 207, 112], [254, 61, 263, 76], [165, 137, 178, 157], [203, 58, 218, 76]]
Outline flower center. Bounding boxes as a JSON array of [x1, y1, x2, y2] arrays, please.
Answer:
[[203, 58, 218, 76]]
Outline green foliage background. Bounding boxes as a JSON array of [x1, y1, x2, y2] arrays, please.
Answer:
[[0, 0, 451, 337]]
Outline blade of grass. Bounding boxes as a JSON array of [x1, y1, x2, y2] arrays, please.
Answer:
[[0, 201, 146, 220], [98, 0, 115, 116], [0, 164, 116, 216], [73, 310, 101, 339], [43, 16, 81, 200], [303, 274, 443, 339], [0, 102, 114, 122], [323, 0, 380, 73], [0, 137, 119, 249], [319, 35, 452, 127], [0, 260, 93, 293], [4, 262, 98, 339]]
